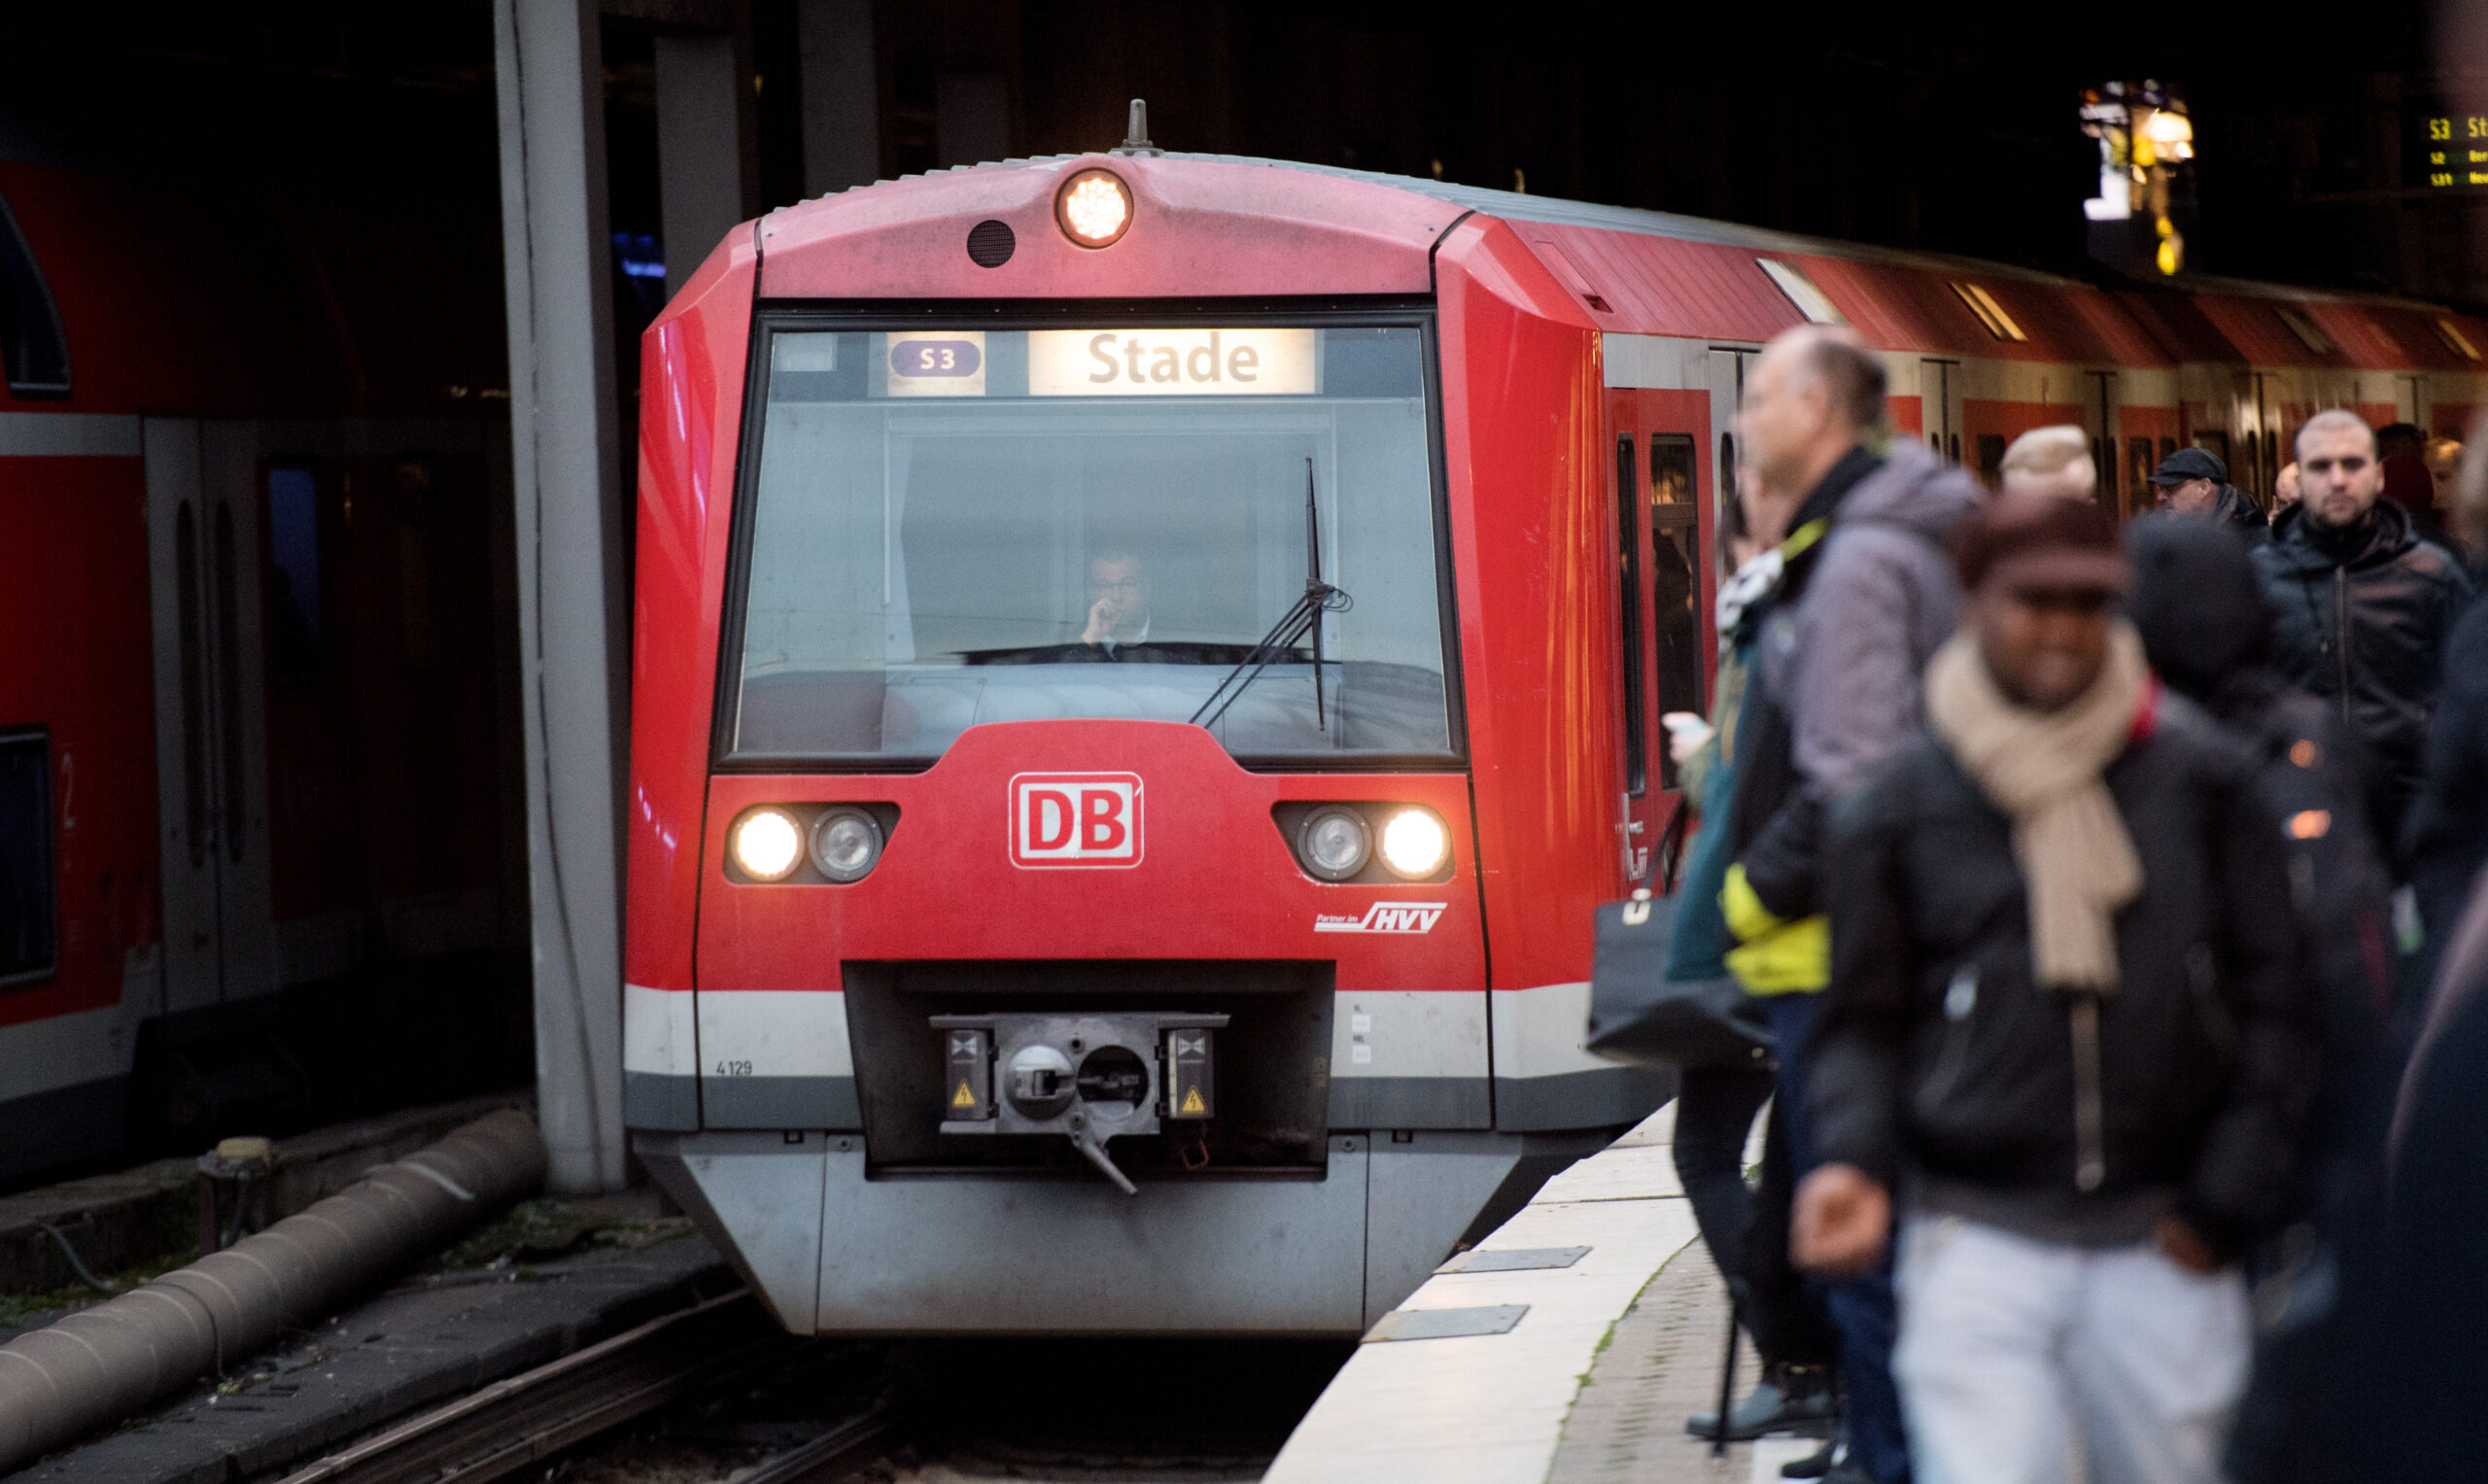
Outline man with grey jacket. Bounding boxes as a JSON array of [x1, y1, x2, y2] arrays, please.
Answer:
[[1721, 324, 1987, 1484]]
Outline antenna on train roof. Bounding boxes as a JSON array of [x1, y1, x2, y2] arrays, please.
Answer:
[[1113, 99, 1160, 156]]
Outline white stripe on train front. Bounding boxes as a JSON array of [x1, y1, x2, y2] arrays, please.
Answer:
[[624, 984, 856, 1081], [1489, 981, 1617, 1084]]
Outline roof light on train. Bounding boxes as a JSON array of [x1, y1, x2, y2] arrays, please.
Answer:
[[1297, 807, 1372, 881], [731, 808, 804, 881], [810, 807, 884, 883], [1056, 168, 1133, 248], [1378, 808, 1451, 880]]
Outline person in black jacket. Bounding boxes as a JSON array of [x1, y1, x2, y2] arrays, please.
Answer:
[[2402, 422, 2488, 978], [2252, 410, 2472, 860], [1794, 494, 2317, 1484], [2128, 519, 2395, 1149]]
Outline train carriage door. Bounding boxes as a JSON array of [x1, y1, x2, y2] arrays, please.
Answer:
[[2084, 372, 2120, 514], [1920, 360, 1963, 466], [143, 420, 276, 1015], [1609, 431, 1651, 881], [1644, 431, 1706, 795]]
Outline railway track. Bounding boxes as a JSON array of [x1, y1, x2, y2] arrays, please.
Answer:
[[267, 1283, 1345, 1484], [267, 1289, 898, 1484]]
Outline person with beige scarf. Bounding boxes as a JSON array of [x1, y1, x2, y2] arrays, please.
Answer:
[[1789, 495, 2318, 1484]]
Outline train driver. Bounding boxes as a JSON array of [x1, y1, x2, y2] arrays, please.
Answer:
[[1080, 548, 1155, 656]]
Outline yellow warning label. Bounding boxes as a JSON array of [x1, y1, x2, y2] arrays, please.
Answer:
[[950, 1080, 978, 1110], [1179, 1087, 1207, 1115]]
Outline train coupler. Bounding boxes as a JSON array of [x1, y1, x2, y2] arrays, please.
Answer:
[[930, 1011, 1229, 1193]]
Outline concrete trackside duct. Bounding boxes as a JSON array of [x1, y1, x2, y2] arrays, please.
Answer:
[[0, 1109, 546, 1472]]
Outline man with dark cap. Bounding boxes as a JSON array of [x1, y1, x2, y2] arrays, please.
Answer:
[[1793, 494, 2316, 1484], [2149, 446, 2266, 545]]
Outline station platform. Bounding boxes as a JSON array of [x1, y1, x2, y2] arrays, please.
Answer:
[[1267, 1103, 1814, 1484]]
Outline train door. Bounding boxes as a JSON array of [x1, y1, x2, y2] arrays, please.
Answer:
[[1920, 360, 1964, 465], [143, 420, 276, 1017], [2084, 372, 2120, 514], [1607, 377, 1720, 883], [2247, 372, 2285, 500], [2397, 374, 2427, 431], [1709, 347, 1755, 532]]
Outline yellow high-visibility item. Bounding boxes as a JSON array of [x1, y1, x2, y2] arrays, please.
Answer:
[[1721, 863, 1830, 995]]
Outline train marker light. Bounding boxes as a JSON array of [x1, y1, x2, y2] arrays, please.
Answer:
[[1297, 807, 1372, 881], [1379, 808, 1451, 880], [1055, 168, 1132, 248], [810, 806, 884, 882], [731, 808, 804, 880]]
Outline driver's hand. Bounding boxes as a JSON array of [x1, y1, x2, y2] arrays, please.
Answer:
[[1792, 1163, 1891, 1277], [1082, 597, 1117, 646]]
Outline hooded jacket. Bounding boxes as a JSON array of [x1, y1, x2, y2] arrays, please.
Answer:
[[1729, 439, 1987, 929], [2129, 519, 2396, 1173], [1809, 689, 2318, 1257], [2253, 500, 2472, 852]]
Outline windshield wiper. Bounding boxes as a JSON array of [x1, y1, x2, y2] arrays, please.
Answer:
[[1190, 457, 1354, 733]]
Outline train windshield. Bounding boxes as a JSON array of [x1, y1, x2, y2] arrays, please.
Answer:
[[724, 321, 1454, 768]]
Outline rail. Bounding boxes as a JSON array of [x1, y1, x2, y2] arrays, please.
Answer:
[[268, 1287, 893, 1484]]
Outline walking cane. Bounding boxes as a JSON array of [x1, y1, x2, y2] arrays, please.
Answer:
[[1711, 1290, 1741, 1458]]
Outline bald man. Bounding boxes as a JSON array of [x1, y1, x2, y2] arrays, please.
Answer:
[[2254, 409, 2472, 856]]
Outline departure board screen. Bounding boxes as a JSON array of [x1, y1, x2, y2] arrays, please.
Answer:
[[2416, 112, 2488, 190]]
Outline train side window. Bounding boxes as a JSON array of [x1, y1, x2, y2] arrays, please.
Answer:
[[266, 466, 325, 682], [1615, 435, 1647, 798], [0, 728, 56, 988], [1648, 434, 1702, 791], [0, 192, 69, 397], [2129, 438, 2157, 517], [1976, 433, 2007, 482]]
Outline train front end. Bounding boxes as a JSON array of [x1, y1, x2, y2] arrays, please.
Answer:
[[627, 152, 1664, 1335]]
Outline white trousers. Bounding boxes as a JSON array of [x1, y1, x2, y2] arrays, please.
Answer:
[[1892, 1215, 2251, 1484]]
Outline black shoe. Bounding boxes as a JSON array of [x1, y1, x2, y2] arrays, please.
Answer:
[[1819, 1465, 1878, 1484], [1688, 1365, 1837, 1442], [1780, 1437, 1836, 1478]]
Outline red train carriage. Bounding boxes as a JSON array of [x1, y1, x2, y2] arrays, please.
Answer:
[[629, 148, 2487, 1337], [0, 155, 524, 1182]]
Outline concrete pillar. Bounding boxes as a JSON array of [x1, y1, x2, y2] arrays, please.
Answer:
[[797, 0, 880, 196], [655, 32, 758, 300], [492, 0, 629, 1193]]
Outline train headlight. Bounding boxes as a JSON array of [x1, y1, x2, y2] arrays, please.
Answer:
[[1296, 807, 1372, 881], [731, 808, 804, 881], [1055, 168, 1132, 248], [1379, 808, 1451, 880], [809, 807, 884, 882]]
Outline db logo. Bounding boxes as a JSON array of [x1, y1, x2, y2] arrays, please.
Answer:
[[1009, 773, 1144, 869]]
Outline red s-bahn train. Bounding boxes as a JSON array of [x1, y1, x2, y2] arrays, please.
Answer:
[[0, 153, 527, 1184], [616, 143, 2483, 1338]]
